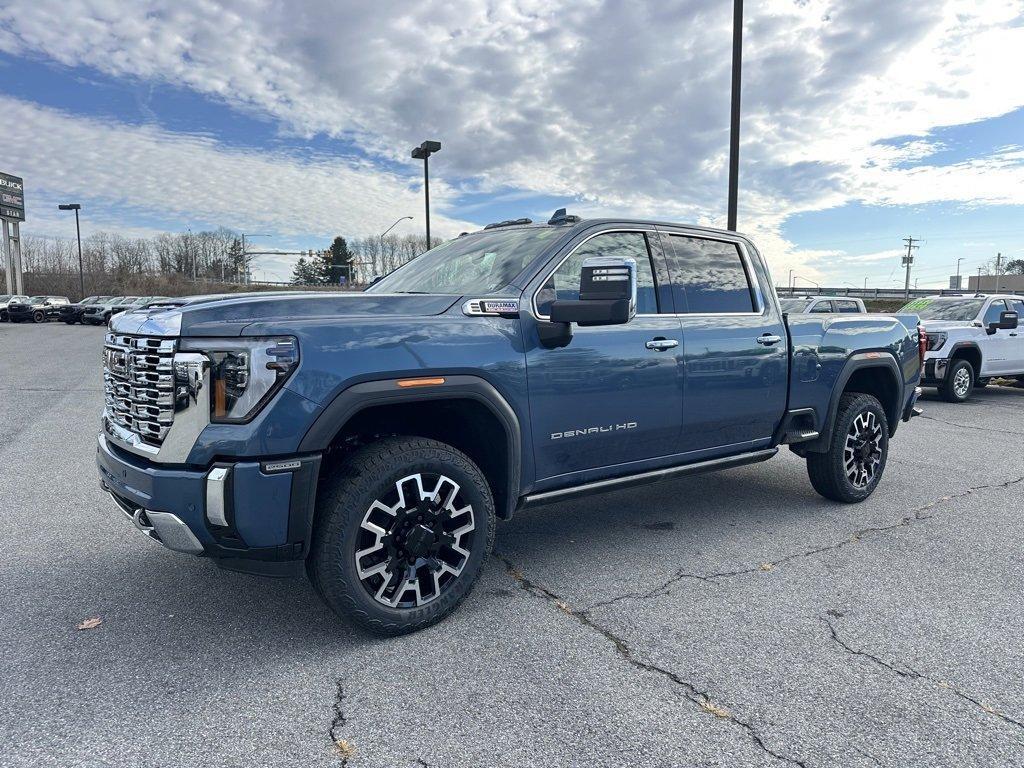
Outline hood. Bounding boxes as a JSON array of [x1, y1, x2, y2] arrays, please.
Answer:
[[916, 320, 975, 333], [110, 292, 462, 337]]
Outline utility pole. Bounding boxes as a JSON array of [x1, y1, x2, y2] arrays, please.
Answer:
[[864, 276, 868, 290], [902, 236, 919, 300], [726, 0, 743, 231], [788, 268, 793, 291]]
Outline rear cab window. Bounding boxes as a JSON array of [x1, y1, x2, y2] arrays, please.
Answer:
[[834, 300, 860, 313], [662, 235, 756, 314]]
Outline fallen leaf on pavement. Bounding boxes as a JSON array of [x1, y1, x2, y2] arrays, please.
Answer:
[[76, 617, 103, 631]]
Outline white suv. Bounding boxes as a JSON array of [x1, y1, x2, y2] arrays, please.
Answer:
[[905, 294, 1024, 402]]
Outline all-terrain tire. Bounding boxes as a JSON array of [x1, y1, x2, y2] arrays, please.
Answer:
[[938, 358, 974, 403], [308, 436, 495, 636], [807, 393, 889, 503]]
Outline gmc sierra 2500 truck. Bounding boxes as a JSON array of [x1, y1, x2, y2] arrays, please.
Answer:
[[97, 211, 923, 635]]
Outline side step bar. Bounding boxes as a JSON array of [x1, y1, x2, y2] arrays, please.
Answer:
[[519, 448, 778, 510]]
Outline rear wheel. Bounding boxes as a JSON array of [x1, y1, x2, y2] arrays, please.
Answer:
[[939, 358, 974, 402], [807, 393, 889, 503], [309, 436, 495, 635]]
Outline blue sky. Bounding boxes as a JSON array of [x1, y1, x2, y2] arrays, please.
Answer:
[[1, 0, 1023, 284]]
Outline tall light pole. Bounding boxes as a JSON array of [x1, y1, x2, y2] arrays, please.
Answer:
[[726, 0, 743, 231], [379, 216, 413, 247], [57, 203, 84, 298], [411, 140, 441, 250], [955, 257, 964, 288]]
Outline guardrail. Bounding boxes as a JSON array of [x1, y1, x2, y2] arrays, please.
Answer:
[[776, 286, 1024, 299]]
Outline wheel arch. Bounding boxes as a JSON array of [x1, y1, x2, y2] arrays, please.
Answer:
[[809, 353, 904, 452], [299, 376, 522, 520], [948, 342, 982, 378]]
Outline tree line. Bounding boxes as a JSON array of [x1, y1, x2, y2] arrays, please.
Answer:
[[1, 227, 438, 300]]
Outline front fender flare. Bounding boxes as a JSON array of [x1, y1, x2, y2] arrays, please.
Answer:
[[298, 375, 522, 518]]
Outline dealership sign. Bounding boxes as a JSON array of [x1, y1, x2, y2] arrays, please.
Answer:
[[0, 172, 24, 220]]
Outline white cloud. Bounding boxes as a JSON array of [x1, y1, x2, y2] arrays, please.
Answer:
[[1, 0, 1023, 284], [2, 95, 471, 241]]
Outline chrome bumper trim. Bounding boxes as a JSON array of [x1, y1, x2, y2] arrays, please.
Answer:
[[105, 489, 205, 555], [206, 466, 230, 527]]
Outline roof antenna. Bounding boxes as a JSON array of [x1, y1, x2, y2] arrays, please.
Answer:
[[547, 208, 581, 225]]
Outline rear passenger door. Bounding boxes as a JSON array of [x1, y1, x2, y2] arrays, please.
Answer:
[[659, 230, 788, 455]]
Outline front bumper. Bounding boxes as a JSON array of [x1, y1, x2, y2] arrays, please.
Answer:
[[922, 357, 948, 385], [97, 434, 320, 574]]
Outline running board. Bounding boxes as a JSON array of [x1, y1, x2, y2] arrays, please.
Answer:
[[519, 448, 778, 510]]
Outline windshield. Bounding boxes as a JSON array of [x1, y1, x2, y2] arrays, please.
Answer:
[[779, 298, 814, 312], [0, 295, 9, 302], [900, 297, 985, 322], [29, 296, 46, 302], [367, 227, 565, 295]]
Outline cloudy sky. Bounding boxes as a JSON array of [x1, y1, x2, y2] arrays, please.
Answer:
[[1, 0, 1023, 286]]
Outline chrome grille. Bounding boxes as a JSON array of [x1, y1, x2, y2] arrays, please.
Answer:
[[103, 333, 177, 444]]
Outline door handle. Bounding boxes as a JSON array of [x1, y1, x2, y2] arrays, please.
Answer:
[[756, 333, 783, 346], [646, 338, 679, 351]]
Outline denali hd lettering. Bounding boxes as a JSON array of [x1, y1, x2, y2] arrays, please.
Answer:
[[97, 210, 923, 636], [551, 422, 637, 439]]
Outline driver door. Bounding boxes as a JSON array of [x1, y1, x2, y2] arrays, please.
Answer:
[[524, 229, 684, 482]]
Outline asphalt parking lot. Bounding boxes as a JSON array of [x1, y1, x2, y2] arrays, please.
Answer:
[[2, 322, 1023, 768]]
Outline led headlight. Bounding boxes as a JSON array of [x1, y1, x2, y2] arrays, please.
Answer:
[[180, 337, 299, 422], [925, 332, 947, 351]]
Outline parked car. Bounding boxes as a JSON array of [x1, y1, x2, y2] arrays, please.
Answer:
[[779, 295, 866, 314], [0, 294, 29, 322], [903, 293, 1024, 402], [109, 296, 169, 320], [6, 295, 70, 323], [58, 295, 113, 325], [81, 297, 133, 326], [97, 212, 923, 634]]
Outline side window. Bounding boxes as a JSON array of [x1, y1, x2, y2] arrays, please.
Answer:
[[835, 300, 860, 313], [664, 235, 755, 314], [810, 301, 834, 313], [983, 300, 1008, 326], [536, 232, 659, 316], [1009, 299, 1024, 318]]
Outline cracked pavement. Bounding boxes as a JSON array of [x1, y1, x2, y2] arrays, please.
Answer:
[[3, 324, 1024, 768]]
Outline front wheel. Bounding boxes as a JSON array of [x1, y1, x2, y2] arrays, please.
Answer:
[[807, 393, 889, 503], [32, 310, 45, 323], [309, 436, 495, 635], [938, 358, 974, 402]]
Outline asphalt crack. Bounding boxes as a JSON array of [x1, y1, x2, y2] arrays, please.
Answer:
[[329, 679, 355, 765], [584, 474, 1024, 612], [917, 413, 1022, 436], [496, 554, 807, 767], [823, 617, 1024, 732]]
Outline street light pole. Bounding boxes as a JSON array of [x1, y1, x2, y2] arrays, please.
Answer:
[[411, 140, 441, 251], [726, 0, 743, 231], [58, 203, 84, 298], [955, 257, 964, 288]]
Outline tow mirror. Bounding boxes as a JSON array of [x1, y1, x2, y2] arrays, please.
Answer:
[[549, 256, 637, 327], [990, 310, 1019, 333]]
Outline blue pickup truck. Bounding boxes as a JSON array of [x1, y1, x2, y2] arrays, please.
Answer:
[[97, 211, 923, 634]]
